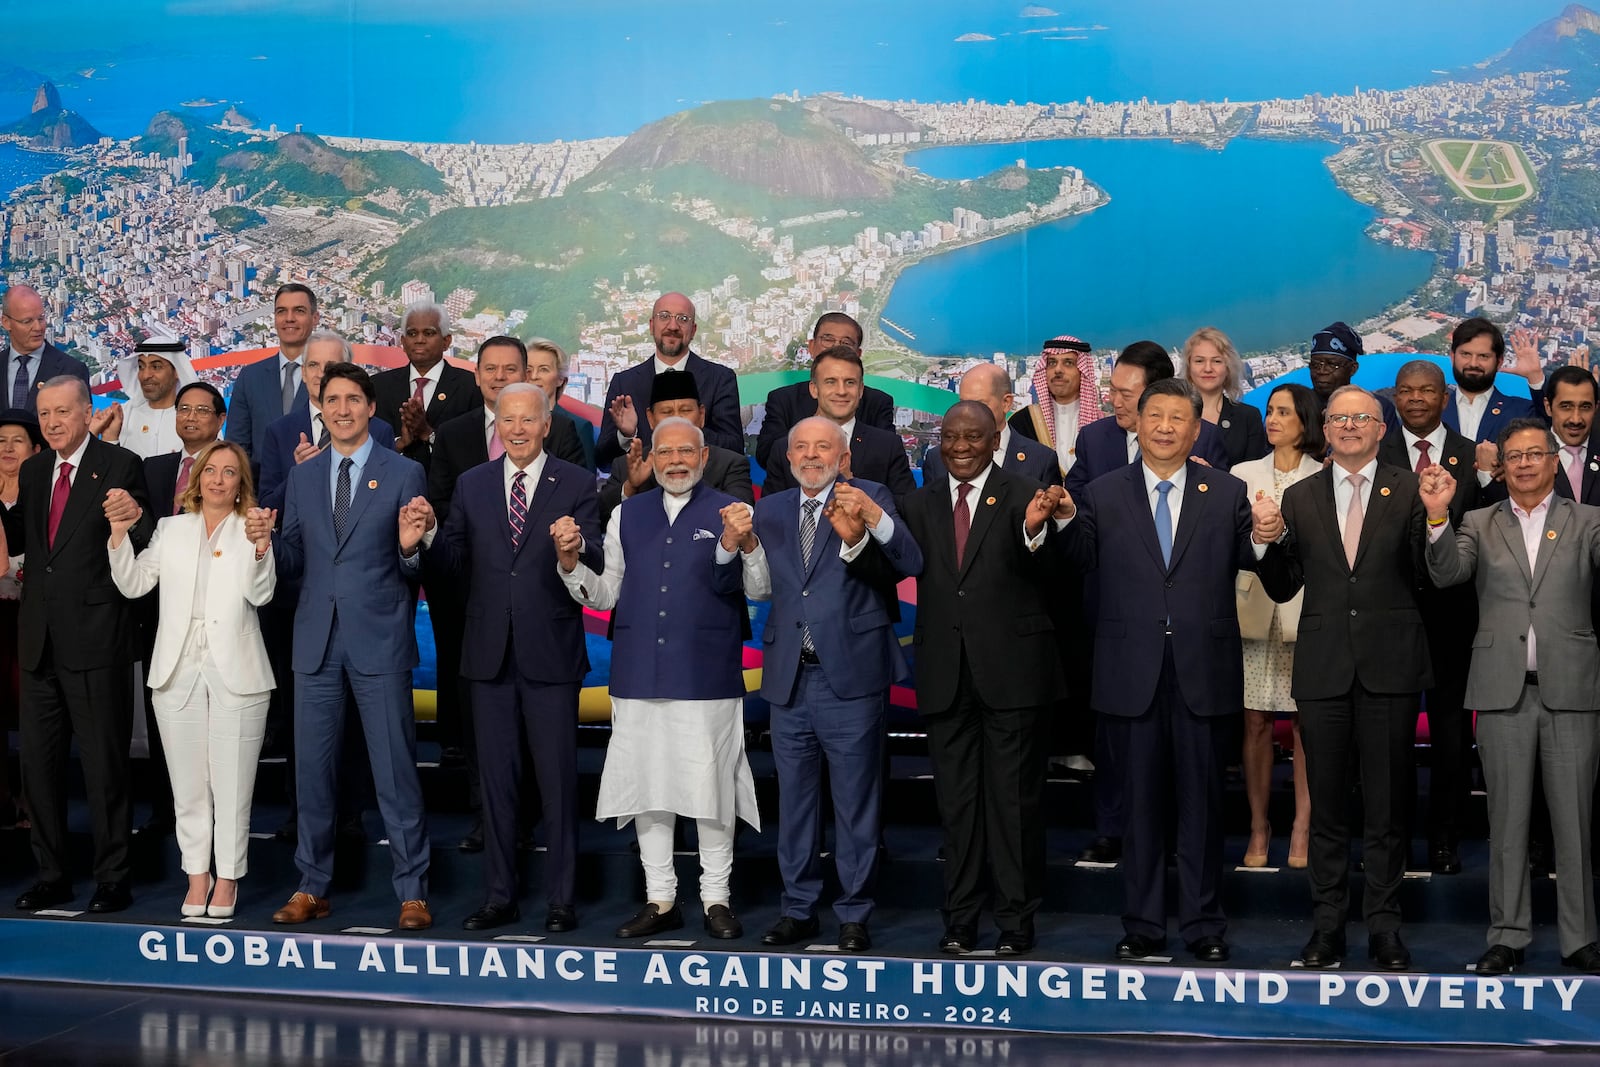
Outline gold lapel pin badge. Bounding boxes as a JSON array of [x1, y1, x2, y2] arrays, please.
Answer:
[[367, 479, 378, 489], [1015, 451, 1026, 461], [1547, 530, 1558, 540], [436, 393, 446, 401], [1448, 456, 1458, 465], [985, 496, 997, 506], [1380, 486, 1391, 496], [1198, 483, 1209, 493]]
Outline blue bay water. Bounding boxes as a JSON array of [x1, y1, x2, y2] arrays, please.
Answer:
[[882, 137, 1435, 356], [0, 143, 67, 200], [0, 1, 1556, 144]]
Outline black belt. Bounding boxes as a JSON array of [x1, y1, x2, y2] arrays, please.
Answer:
[[799, 648, 821, 665], [1525, 671, 1540, 688]]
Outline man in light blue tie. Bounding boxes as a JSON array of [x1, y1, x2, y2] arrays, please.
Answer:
[[254, 361, 434, 932]]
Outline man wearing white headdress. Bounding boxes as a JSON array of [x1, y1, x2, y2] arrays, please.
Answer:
[[107, 340, 198, 459]]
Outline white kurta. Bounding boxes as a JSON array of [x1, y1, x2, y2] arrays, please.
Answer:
[[561, 491, 761, 831]]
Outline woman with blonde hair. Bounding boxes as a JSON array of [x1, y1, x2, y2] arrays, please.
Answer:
[[1232, 383, 1323, 867], [107, 439, 275, 917], [1182, 326, 1267, 467]]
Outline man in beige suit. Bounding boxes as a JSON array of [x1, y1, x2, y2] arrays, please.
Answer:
[[1422, 417, 1600, 977]]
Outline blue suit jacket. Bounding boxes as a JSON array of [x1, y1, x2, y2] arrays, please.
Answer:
[[1064, 415, 1230, 498], [1060, 461, 1256, 718], [761, 422, 917, 505], [426, 455, 603, 684], [753, 479, 921, 705], [257, 407, 396, 514], [273, 443, 426, 675], [923, 429, 1062, 489], [226, 353, 308, 460], [594, 352, 742, 467], [1442, 386, 1539, 445], [12, 342, 91, 407]]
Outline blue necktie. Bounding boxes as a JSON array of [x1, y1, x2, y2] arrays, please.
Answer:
[[1155, 480, 1174, 568], [333, 456, 353, 541], [799, 498, 820, 653], [10, 354, 29, 410]]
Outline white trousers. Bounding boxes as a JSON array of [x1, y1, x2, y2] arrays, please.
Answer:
[[634, 810, 734, 906], [152, 622, 270, 879]]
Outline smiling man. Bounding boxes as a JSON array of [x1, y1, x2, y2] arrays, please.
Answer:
[[106, 340, 198, 460], [227, 283, 319, 460]]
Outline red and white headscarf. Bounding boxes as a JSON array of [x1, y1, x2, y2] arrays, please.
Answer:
[[1030, 334, 1101, 447]]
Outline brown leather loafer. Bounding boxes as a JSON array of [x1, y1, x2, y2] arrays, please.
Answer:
[[272, 892, 330, 924], [398, 899, 433, 930]]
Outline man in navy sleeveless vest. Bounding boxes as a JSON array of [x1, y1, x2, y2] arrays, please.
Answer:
[[558, 417, 761, 940]]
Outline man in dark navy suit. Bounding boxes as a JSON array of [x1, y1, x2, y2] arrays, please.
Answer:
[[226, 283, 317, 463], [373, 303, 481, 477], [755, 313, 895, 475], [2, 285, 91, 413], [422, 383, 601, 933], [1545, 366, 1600, 506], [1057, 377, 1259, 963], [745, 416, 922, 953], [923, 364, 1060, 489], [1442, 317, 1547, 483], [1064, 340, 1227, 865], [595, 292, 742, 467], [760, 346, 915, 507]]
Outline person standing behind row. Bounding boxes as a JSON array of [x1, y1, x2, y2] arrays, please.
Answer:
[[922, 364, 1059, 488], [375, 302, 480, 477], [0, 408, 44, 830], [1009, 334, 1102, 482], [1182, 326, 1267, 468], [1232, 383, 1323, 869], [106, 440, 276, 919], [227, 283, 317, 464], [2, 284, 90, 411]]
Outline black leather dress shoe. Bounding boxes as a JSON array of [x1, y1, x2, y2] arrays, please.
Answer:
[[1430, 844, 1461, 875], [995, 929, 1035, 956], [838, 922, 871, 952], [1189, 936, 1230, 963], [458, 823, 484, 854], [1080, 836, 1122, 863], [1368, 931, 1411, 971], [703, 904, 742, 939], [545, 905, 578, 933], [940, 924, 977, 954], [617, 903, 683, 939], [14, 879, 73, 911], [1475, 945, 1524, 975], [87, 882, 132, 913], [1115, 934, 1166, 960], [1562, 942, 1600, 974], [462, 902, 521, 931], [1299, 930, 1346, 968], [761, 915, 820, 946]]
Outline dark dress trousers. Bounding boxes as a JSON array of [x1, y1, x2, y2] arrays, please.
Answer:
[[1257, 462, 1433, 936], [2, 437, 154, 886], [595, 352, 743, 468], [426, 454, 602, 909], [373, 362, 482, 475], [1378, 428, 1480, 853], [1061, 461, 1256, 944], [755, 379, 896, 473], [899, 464, 1065, 933], [758, 421, 916, 506]]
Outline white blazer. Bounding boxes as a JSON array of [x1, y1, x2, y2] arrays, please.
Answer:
[[108, 511, 276, 695], [1232, 452, 1322, 642]]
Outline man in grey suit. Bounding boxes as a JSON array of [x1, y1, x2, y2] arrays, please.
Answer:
[[1421, 417, 1600, 976]]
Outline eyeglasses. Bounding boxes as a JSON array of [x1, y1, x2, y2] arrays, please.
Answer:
[[1503, 449, 1554, 465], [1325, 413, 1378, 427], [1308, 358, 1350, 372], [4, 316, 46, 328], [652, 445, 701, 460], [175, 404, 218, 417], [815, 333, 859, 348], [653, 311, 694, 326]]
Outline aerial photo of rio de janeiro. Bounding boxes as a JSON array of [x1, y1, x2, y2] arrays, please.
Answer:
[[0, 0, 1594, 428]]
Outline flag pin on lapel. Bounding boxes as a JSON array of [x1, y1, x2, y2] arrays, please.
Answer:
[[1380, 487, 1391, 496], [368, 480, 378, 489]]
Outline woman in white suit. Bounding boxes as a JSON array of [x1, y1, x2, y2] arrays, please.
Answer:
[[107, 439, 275, 917], [1233, 383, 1324, 869]]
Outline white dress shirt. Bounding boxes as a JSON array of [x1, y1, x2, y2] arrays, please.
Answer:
[[53, 434, 91, 490], [1401, 424, 1448, 472], [1332, 458, 1379, 529], [1510, 492, 1553, 671], [1142, 462, 1187, 532], [407, 360, 444, 409], [1453, 388, 1491, 443], [501, 450, 548, 512]]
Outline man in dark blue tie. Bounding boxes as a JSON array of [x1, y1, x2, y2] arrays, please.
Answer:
[[2, 285, 92, 412]]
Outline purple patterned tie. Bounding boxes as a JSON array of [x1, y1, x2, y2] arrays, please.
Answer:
[[509, 470, 527, 546], [11, 354, 30, 410]]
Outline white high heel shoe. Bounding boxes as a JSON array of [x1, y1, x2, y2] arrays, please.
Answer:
[[207, 880, 237, 919], [182, 876, 214, 918]]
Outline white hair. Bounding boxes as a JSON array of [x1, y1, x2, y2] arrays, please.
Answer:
[[787, 414, 849, 453], [305, 329, 352, 361], [651, 415, 705, 450], [402, 300, 451, 337], [494, 381, 549, 420]]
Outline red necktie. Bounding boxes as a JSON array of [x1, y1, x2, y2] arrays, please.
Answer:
[[174, 456, 194, 515], [953, 481, 973, 567], [1413, 440, 1431, 475], [47, 462, 72, 548], [411, 376, 428, 406]]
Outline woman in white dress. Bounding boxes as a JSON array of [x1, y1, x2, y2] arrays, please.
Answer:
[[107, 440, 275, 917], [1233, 383, 1324, 868]]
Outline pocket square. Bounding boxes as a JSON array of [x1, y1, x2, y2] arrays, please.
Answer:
[[694, 528, 716, 541]]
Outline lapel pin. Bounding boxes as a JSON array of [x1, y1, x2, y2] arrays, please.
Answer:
[[1198, 482, 1209, 493], [91, 472, 99, 479], [367, 479, 378, 489], [1016, 451, 1026, 461], [212, 550, 222, 558], [1221, 419, 1232, 429], [1448, 456, 1458, 465], [1380, 486, 1391, 496], [436, 392, 446, 401], [1590, 460, 1598, 472], [1491, 407, 1501, 416], [1547, 530, 1558, 540], [140, 425, 149, 433], [547, 475, 556, 483], [985, 496, 996, 506]]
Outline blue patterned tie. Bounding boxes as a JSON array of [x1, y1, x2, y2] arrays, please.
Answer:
[[10, 354, 29, 410], [333, 456, 352, 541], [509, 470, 527, 546], [1155, 480, 1174, 568], [799, 498, 820, 652]]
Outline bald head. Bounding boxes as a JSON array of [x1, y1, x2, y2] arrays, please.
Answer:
[[957, 363, 1014, 434], [649, 291, 698, 363], [1, 284, 47, 353]]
